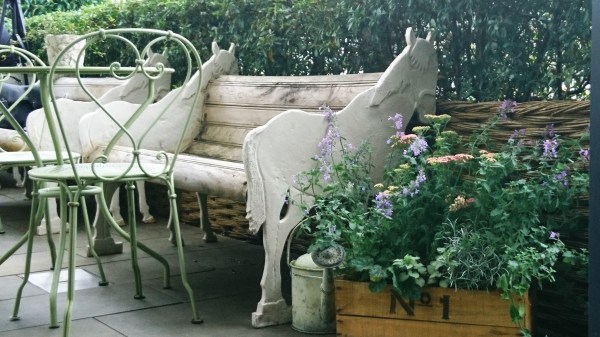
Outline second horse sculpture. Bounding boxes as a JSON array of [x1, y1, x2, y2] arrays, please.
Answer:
[[243, 27, 438, 326]]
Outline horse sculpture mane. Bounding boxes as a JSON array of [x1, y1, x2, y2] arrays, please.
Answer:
[[241, 27, 437, 327]]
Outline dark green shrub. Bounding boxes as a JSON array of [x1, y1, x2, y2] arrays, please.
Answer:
[[22, 0, 106, 17], [24, 0, 591, 101]]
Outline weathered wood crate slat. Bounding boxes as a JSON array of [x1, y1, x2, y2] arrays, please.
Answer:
[[335, 279, 530, 337]]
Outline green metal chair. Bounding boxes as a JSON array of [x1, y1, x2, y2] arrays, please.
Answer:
[[0, 44, 109, 324], [22, 29, 203, 336]]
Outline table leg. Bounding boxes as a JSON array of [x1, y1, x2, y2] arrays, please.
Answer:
[[90, 182, 123, 256]]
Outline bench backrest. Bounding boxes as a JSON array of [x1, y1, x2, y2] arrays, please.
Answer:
[[185, 72, 381, 162]]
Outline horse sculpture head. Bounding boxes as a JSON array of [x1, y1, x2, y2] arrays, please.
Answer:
[[369, 27, 437, 123], [94, 48, 172, 105], [198, 42, 239, 92]]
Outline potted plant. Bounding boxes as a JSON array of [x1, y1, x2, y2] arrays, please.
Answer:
[[293, 103, 589, 336]]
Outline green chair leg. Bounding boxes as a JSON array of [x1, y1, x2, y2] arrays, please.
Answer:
[[42, 200, 57, 270], [168, 189, 202, 324], [61, 198, 80, 337], [49, 191, 69, 329], [10, 188, 45, 321], [80, 196, 108, 286], [125, 182, 144, 299]]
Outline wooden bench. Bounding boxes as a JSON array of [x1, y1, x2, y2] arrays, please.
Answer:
[[94, 27, 438, 327], [174, 72, 382, 198]]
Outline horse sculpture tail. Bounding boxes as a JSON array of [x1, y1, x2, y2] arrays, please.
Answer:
[[243, 127, 267, 234]]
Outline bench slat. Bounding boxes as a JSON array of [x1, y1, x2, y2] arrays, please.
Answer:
[[185, 141, 243, 163], [206, 73, 381, 110], [194, 72, 382, 163], [203, 105, 290, 128], [197, 123, 252, 145]]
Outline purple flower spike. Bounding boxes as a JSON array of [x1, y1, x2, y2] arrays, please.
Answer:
[[579, 148, 590, 161], [321, 106, 336, 123], [389, 113, 404, 132], [545, 124, 555, 138], [405, 136, 429, 157], [553, 170, 569, 187], [387, 113, 405, 143], [374, 192, 393, 218], [498, 99, 518, 119], [542, 139, 558, 158]]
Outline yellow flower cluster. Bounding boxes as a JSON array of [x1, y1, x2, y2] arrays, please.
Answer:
[[399, 134, 417, 143], [479, 150, 497, 162], [394, 163, 411, 172], [412, 126, 431, 134], [424, 114, 452, 123], [448, 195, 475, 212]]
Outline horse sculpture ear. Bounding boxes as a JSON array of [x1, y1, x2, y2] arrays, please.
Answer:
[[405, 27, 416, 48], [228, 43, 236, 55], [212, 41, 220, 55]]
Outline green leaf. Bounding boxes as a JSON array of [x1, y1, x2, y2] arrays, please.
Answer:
[[509, 303, 522, 323], [369, 279, 387, 293]]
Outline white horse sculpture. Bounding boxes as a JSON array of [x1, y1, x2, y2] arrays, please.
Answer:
[[243, 28, 438, 326], [25, 50, 171, 234], [78, 42, 238, 242]]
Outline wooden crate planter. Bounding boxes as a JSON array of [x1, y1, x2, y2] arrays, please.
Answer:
[[335, 279, 531, 337]]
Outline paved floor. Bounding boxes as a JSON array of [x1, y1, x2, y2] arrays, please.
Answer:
[[0, 179, 335, 337]]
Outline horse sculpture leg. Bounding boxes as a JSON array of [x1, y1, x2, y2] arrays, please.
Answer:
[[252, 187, 305, 327], [12, 167, 25, 188], [109, 182, 155, 226], [37, 182, 62, 235], [198, 193, 218, 242], [136, 181, 155, 223], [109, 188, 126, 226]]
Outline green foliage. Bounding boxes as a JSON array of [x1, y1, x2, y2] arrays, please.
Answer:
[[25, 2, 124, 67], [22, 0, 590, 101], [22, 0, 106, 17], [388, 255, 427, 299]]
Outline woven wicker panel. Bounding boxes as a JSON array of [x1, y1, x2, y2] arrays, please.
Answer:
[[177, 191, 260, 242], [438, 100, 590, 142]]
